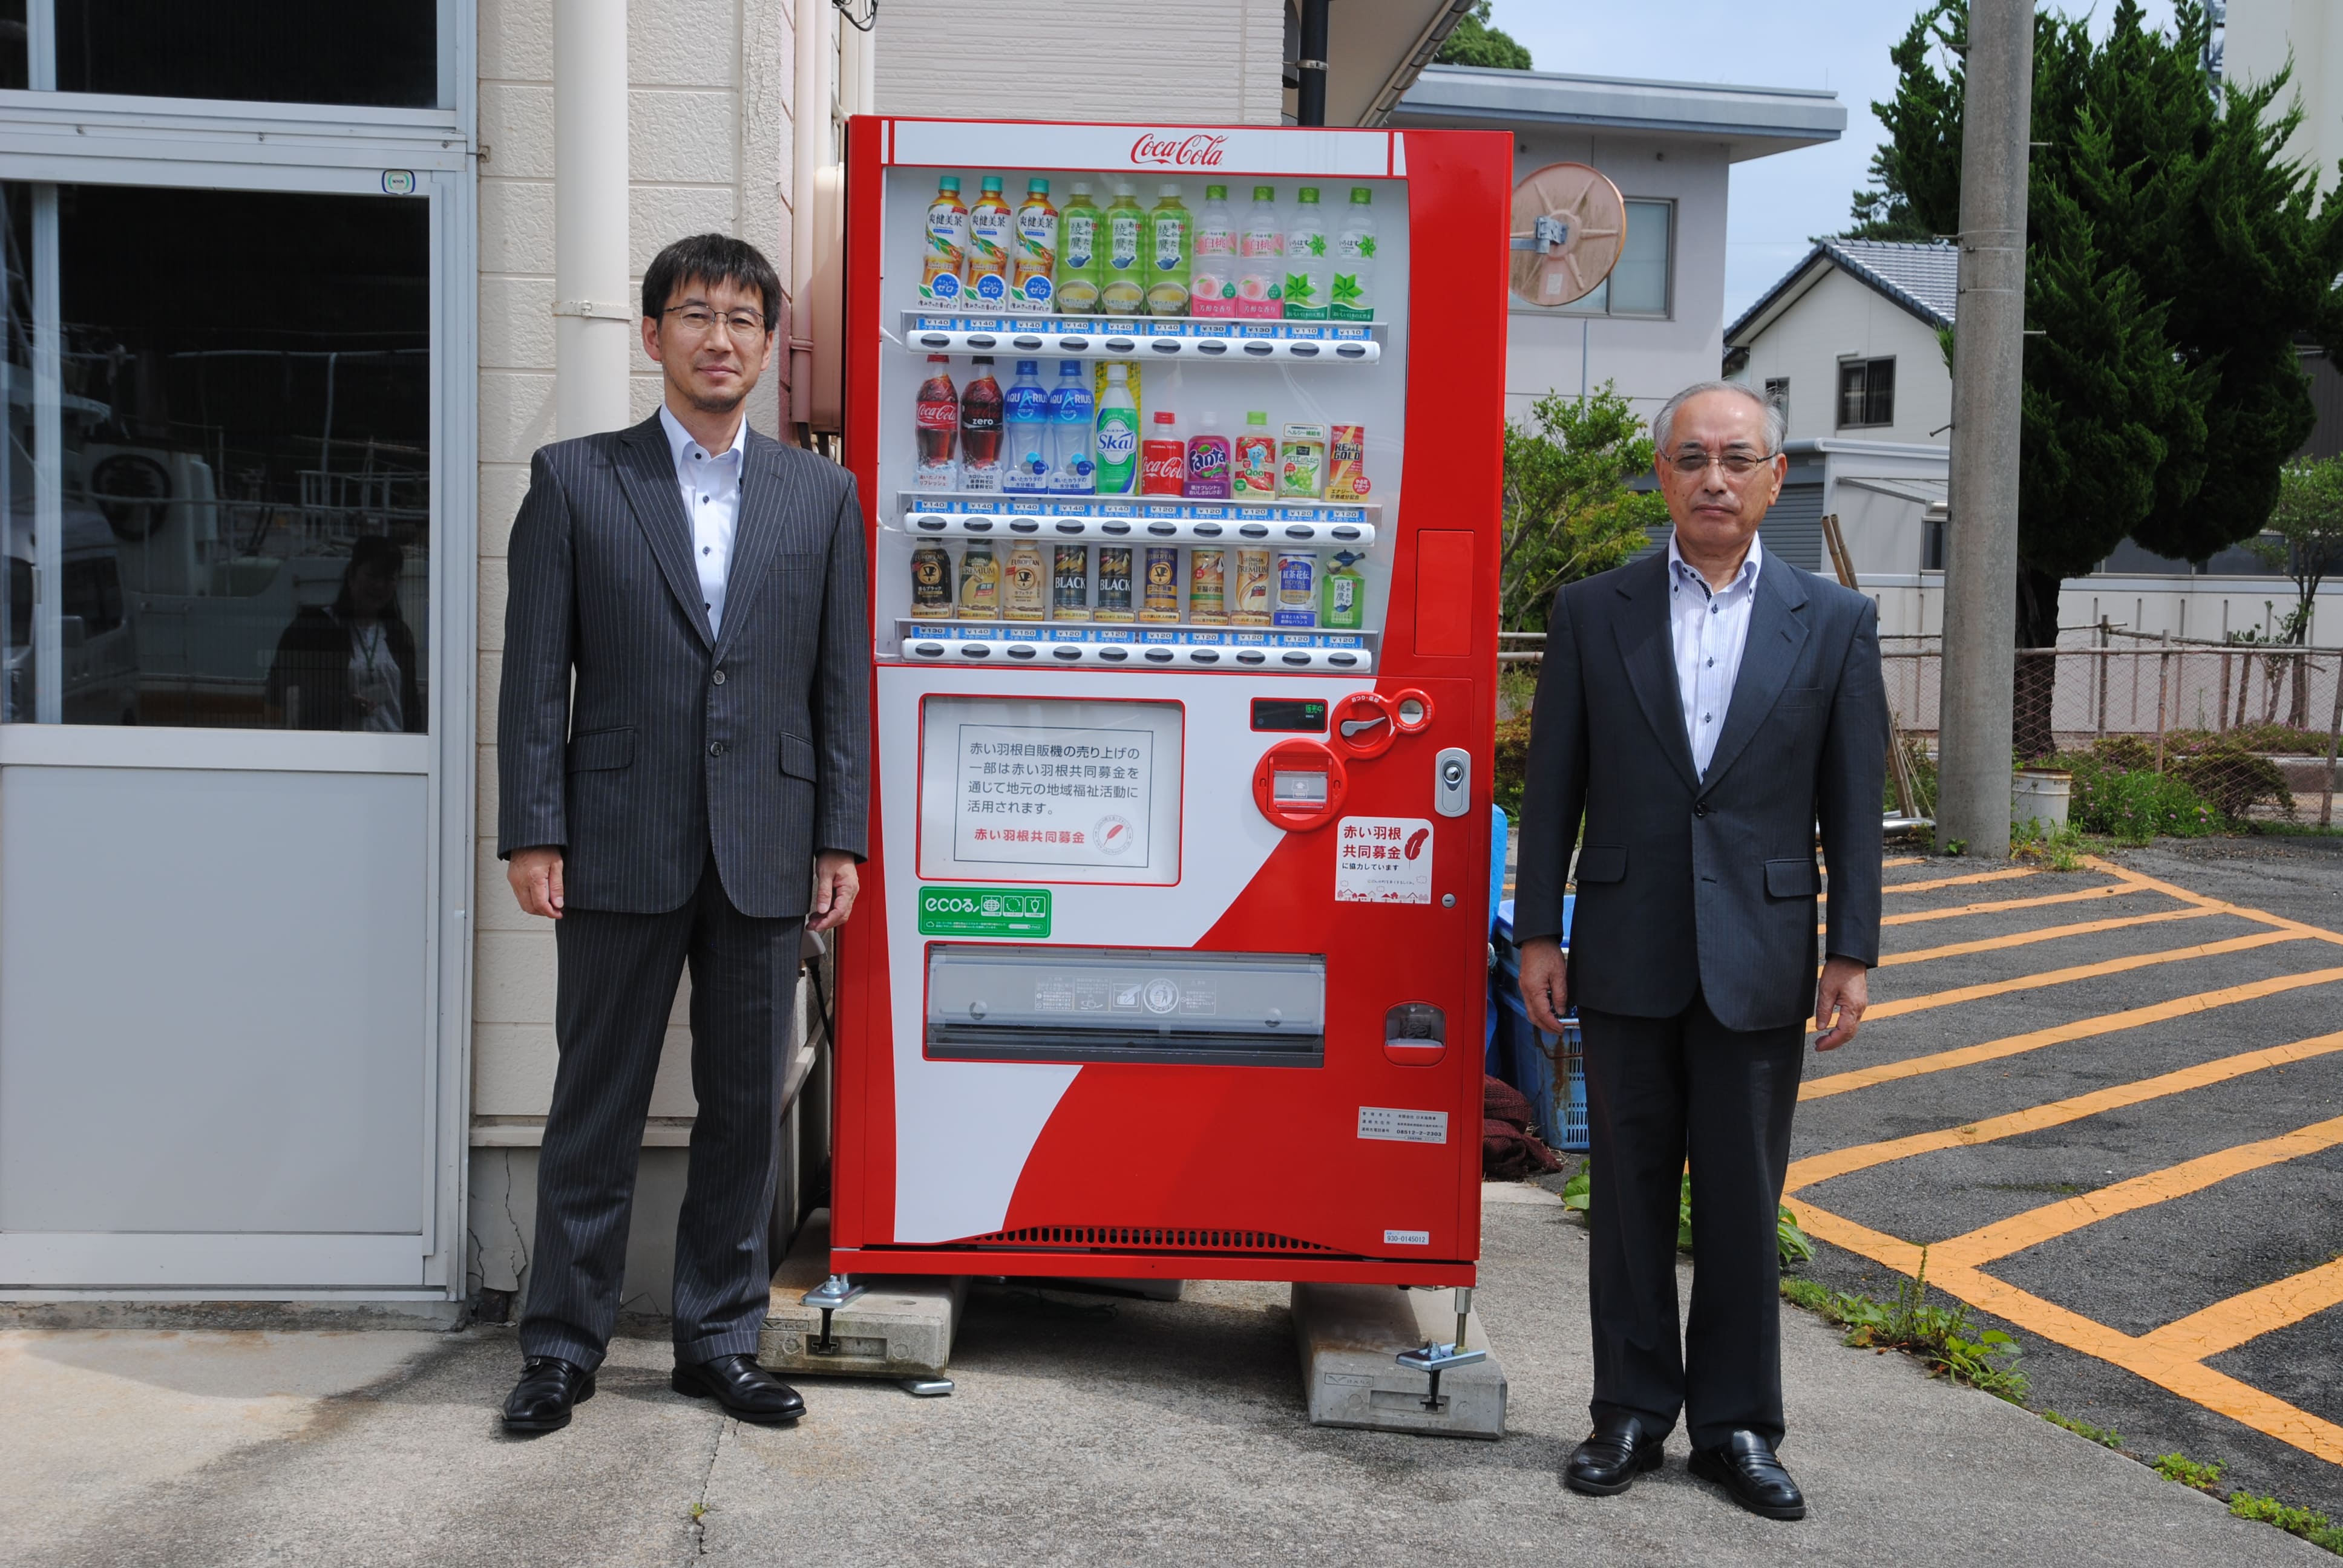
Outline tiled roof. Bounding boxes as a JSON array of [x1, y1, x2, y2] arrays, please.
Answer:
[[1726, 238, 1958, 342]]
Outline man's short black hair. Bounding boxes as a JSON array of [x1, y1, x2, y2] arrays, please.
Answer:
[[643, 234, 782, 335]]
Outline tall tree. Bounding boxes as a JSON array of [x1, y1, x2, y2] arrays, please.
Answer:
[[1855, 1, 2343, 751], [1435, 2, 1533, 71]]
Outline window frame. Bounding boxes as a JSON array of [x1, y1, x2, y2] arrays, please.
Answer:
[[1837, 355, 1896, 430], [1512, 195, 1676, 321], [0, 0, 477, 1298]]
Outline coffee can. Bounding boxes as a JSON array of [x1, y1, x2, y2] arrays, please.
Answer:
[[1232, 547, 1274, 625], [1052, 544, 1090, 620], [1188, 547, 1227, 624], [1093, 544, 1135, 621], [1140, 545, 1182, 622]]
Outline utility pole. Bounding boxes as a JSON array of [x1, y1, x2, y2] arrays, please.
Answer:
[[1937, 0, 2033, 857]]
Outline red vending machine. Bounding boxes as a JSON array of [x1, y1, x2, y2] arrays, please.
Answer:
[[831, 117, 1510, 1298]]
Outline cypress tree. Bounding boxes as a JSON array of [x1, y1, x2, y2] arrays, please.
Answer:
[[1853, 1, 2343, 752]]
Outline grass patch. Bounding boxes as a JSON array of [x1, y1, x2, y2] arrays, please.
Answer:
[[2011, 818, 2088, 871], [2229, 1492, 2339, 1544], [1778, 1250, 2028, 1402], [1560, 1161, 1813, 1267], [2152, 1452, 2226, 1491], [2043, 1410, 2123, 1449]]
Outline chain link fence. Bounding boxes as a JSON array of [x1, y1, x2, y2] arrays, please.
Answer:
[[1884, 630, 2343, 830]]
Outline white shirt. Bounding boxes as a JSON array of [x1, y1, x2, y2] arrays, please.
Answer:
[[1666, 529, 1763, 779], [659, 403, 747, 636]]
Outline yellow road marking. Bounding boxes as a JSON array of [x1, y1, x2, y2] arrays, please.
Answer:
[[1883, 856, 1928, 869], [2140, 1257, 2343, 1361], [1788, 1032, 2343, 1189], [1875, 906, 2221, 967], [1863, 930, 2305, 1021], [1880, 881, 2151, 927], [1801, 968, 2343, 1101], [1932, 1117, 2343, 1268], [1884, 867, 2040, 896], [2084, 855, 2343, 950], [1783, 1198, 2343, 1466]]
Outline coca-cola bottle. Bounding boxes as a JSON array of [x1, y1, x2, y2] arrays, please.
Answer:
[[958, 355, 1004, 492], [915, 354, 958, 490]]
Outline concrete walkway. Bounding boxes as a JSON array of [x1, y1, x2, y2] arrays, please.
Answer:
[[2, 1189, 2325, 1567]]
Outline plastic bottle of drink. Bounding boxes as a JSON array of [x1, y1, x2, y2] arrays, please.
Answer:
[[914, 354, 958, 489], [1283, 187, 1329, 319], [1047, 359, 1095, 492], [1093, 362, 1140, 494], [1002, 359, 1051, 492], [1321, 551, 1366, 629], [1332, 185, 1377, 322], [1141, 408, 1185, 495], [1185, 410, 1231, 498], [1236, 185, 1283, 319], [958, 356, 1004, 491], [1057, 183, 1103, 315], [1144, 184, 1192, 317], [920, 175, 969, 306], [965, 175, 1014, 308], [1188, 184, 1236, 319], [1100, 185, 1147, 315], [1012, 178, 1058, 313], [1233, 409, 1276, 500]]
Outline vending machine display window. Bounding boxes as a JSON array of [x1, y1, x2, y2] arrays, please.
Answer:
[[924, 945, 1326, 1067], [916, 694, 1184, 886]]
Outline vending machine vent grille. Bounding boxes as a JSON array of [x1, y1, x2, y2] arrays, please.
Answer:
[[962, 1224, 1340, 1256]]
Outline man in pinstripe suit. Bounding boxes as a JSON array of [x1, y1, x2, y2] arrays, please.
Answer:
[[496, 234, 869, 1432], [1515, 382, 1887, 1518]]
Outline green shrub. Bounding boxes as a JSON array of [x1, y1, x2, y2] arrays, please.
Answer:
[[1493, 714, 1532, 816], [2153, 1452, 2226, 1491], [2171, 745, 2293, 819], [1778, 1252, 2029, 1402], [2230, 1492, 2333, 1538], [2099, 768, 2220, 839]]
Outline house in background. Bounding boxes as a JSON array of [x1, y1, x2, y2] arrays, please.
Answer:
[[1725, 237, 2341, 642], [1390, 66, 1846, 573]]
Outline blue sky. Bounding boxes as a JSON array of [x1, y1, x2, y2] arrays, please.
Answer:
[[1484, 1, 2184, 321]]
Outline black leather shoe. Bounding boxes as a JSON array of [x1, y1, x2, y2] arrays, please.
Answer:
[[1565, 1413, 1670, 1496], [671, 1353, 807, 1425], [1689, 1430, 1807, 1520], [502, 1356, 595, 1433]]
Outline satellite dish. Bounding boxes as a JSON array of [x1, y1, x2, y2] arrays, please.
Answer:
[[1510, 163, 1626, 307]]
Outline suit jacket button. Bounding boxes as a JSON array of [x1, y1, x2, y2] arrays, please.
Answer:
[[1693, 803, 1707, 816], [712, 668, 727, 685], [709, 741, 726, 757]]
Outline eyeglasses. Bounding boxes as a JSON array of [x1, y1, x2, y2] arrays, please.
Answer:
[[664, 305, 769, 339], [1666, 448, 1776, 478]]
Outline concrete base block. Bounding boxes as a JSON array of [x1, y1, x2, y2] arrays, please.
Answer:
[[759, 1209, 965, 1379], [1056, 1277, 1185, 1302], [1291, 1282, 1507, 1439]]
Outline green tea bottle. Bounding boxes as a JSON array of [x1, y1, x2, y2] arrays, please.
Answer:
[[1320, 551, 1366, 630]]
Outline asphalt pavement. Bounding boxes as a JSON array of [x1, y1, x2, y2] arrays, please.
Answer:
[[1, 1187, 2326, 1568], [1791, 835, 2343, 1523]]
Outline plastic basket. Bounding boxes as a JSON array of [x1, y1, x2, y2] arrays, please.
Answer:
[[1490, 896, 1587, 1153]]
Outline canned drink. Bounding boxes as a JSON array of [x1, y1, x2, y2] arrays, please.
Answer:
[[1052, 544, 1090, 620], [1003, 541, 1047, 621], [1188, 547, 1227, 624], [1140, 545, 1182, 622], [1327, 423, 1368, 500], [1280, 423, 1327, 499], [911, 543, 954, 618], [1093, 545, 1135, 621], [1233, 548, 1274, 625], [1273, 552, 1317, 626], [957, 540, 999, 618]]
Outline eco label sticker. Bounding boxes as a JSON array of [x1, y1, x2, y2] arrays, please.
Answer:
[[917, 886, 1053, 938]]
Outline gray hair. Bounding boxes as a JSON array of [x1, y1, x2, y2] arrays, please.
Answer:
[[1653, 379, 1786, 456]]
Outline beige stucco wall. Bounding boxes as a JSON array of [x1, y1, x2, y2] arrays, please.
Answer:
[[871, 0, 1287, 125], [1735, 267, 1951, 448], [473, 0, 802, 1148], [2227, 0, 2343, 196]]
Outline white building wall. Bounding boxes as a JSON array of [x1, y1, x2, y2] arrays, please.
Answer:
[[473, 0, 802, 1172], [873, 0, 1287, 124], [1502, 129, 1731, 427], [2227, 0, 2343, 197], [1735, 268, 1951, 446]]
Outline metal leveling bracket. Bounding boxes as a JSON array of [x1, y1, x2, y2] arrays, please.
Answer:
[[1394, 1287, 1487, 1411]]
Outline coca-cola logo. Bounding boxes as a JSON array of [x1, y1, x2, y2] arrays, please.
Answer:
[[1130, 133, 1228, 169]]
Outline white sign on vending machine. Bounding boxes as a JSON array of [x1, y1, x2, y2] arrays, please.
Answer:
[[951, 722, 1156, 870], [1333, 816, 1434, 904]]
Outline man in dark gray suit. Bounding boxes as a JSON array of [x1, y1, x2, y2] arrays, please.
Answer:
[[496, 234, 868, 1432], [1515, 381, 1887, 1518]]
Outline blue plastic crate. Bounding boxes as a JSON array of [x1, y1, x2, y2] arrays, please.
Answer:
[[1490, 897, 1587, 1153]]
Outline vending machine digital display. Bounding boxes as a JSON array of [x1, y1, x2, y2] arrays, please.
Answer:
[[833, 117, 1510, 1287]]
